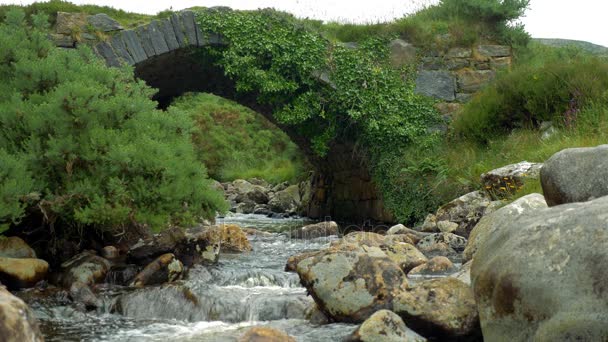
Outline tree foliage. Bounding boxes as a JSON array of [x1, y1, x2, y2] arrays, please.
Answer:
[[0, 9, 227, 235]]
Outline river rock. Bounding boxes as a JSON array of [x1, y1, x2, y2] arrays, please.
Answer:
[[429, 191, 492, 238], [69, 281, 100, 310], [449, 260, 472, 285], [235, 201, 256, 214], [100, 246, 120, 259], [239, 326, 296, 342], [481, 161, 542, 198], [56, 251, 111, 288], [463, 193, 547, 262], [407, 256, 454, 276], [290, 221, 339, 239], [296, 249, 408, 323], [128, 227, 186, 265], [393, 278, 480, 339], [541, 144, 608, 206], [199, 224, 252, 253], [268, 184, 300, 214], [383, 243, 428, 273], [0, 236, 36, 258], [471, 195, 608, 341], [130, 253, 183, 287], [0, 286, 43, 342], [348, 309, 427, 342], [416, 233, 467, 254], [0, 257, 48, 289]]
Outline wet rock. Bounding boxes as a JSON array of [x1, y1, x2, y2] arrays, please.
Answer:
[[463, 194, 547, 262], [239, 326, 296, 342], [417, 233, 467, 254], [105, 264, 140, 285], [408, 256, 454, 276], [69, 281, 100, 310], [471, 195, 608, 341], [296, 249, 408, 323], [268, 184, 300, 214], [130, 253, 183, 287], [253, 204, 272, 215], [541, 144, 608, 206], [56, 251, 111, 288], [482, 161, 542, 199], [393, 278, 480, 339], [348, 309, 427, 342], [115, 284, 200, 321], [235, 201, 256, 214], [199, 224, 252, 253], [0, 258, 48, 290], [0, 286, 43, 342], [100, 246, 120, 259], [431, 191, 492, 238], [0, 236, 36, 258], [290, 221, 339, 239], [128, 227, 186, 265], [177, 228, 221, 266]]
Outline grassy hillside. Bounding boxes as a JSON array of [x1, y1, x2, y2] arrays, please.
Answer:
[[171, 93, 310, 184], [533, 38, 608, 56]]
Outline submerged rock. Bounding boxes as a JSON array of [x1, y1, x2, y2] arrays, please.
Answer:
[[348, 309, 427, 342], [0, 286, 43, 342], [0, 257, 48, 290], [290, 221, 339, 239], [393, 278, 480, 339], [472, 195, 608, 341], [69, 281, 100, 310], [130, 253, 184, 287], [239, 326, 296, 342], [296, 249, 408, 323]]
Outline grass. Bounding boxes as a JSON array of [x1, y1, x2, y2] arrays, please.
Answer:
[[171, 93, 310, 184]]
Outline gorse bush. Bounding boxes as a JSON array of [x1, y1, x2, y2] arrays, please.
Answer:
[[171, 93, 309, 184], [454, 55, 608, 143], [0, 9, 227, 234]]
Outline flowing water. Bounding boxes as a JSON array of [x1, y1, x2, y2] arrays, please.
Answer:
[[30, 214, 356, 341]]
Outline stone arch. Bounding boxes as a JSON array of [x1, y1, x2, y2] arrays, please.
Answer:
[[90, 11, 393, 223]]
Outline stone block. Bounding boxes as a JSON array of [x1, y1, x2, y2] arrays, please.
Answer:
[[415, 70, 456, 101], [456, 70, 495, 93], [477, 45, 511, 57], [389, 39, 417, 68]]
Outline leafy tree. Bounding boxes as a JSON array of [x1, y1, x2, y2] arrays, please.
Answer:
[[0, 9, 227, 235]]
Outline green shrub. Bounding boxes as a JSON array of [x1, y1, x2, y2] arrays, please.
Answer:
[[454, 55, 608, 143], [0, 10, 227, 235], [171, 93, 309, 184]]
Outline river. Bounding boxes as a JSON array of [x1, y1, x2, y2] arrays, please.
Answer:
[[30, 214, 356, 341]]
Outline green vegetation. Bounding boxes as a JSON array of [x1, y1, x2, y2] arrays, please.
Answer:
[[171, 93, 309, 184], [319, 0, 530, 50], [0, 0, 171, 28], [0, 9, 226, 234]]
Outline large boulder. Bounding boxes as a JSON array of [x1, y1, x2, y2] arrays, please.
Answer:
[[239, 326, 295, 342], [347, 309, 427, 342], [541, 145, 608, 206], [481, 161, 542, 199], [424, 191, 492, 238], [0, 257, 48, 289], [231, 179, 270, 205], [0, 286, 43, 342], [463, 193, 547, 262], [0, 236, 37, 258], [268, 184, 301, 214], [290, 221, 339, 239], [471, 195, 608, 341], [393, 278, 480, 339], [296, 249, 408, 323], [55, 251, 111, 288]]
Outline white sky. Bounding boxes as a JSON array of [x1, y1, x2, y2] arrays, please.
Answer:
[[2, 0, 607, 47]]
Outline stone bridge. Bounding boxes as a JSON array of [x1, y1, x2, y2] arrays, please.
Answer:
[[52, 11, 393, 223]]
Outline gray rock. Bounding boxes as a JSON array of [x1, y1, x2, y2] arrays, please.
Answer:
[[393, 278, 480, 339], [290, 221, 339, 239], [134, 26, 156, 57], [477, 45, 511, 57], [296, 249, 408, 323], [235, 201, 255, 214], [408, 256, 455, 276], [120, 30, 147, 63], [446, 47, 472, 58], [130, 253, 183, 287], [0, 286, 43, 342], [69, 281, 100, 310], [464, 194, 547, 262], [147, 20, 170, 55], [94, 41, 121, 67], [0, 236, 36, 259], [432, 191, 492, 238], [160, 18, 180, 50], [471, 195, 608, 341], [417, 233, 467, 253], [56, 251, 110, 288], [389, 39, 417, 68], [415, 70, 456, 101], [87, 13, 123, 32], [541, 144, 608, 206], [490, 56, 512, 70], [170, 13, 188, 47], [110, 34, 134, 65], [449, 260, 472, 285], [268, 184, 300, 214], [348, 309, 427, 342], [481, 161, 543, 199], [457, 70, 495, 93], [49, 33, 74, 48], [128, 227, 186, 265], [180, 11, 198, 46]]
